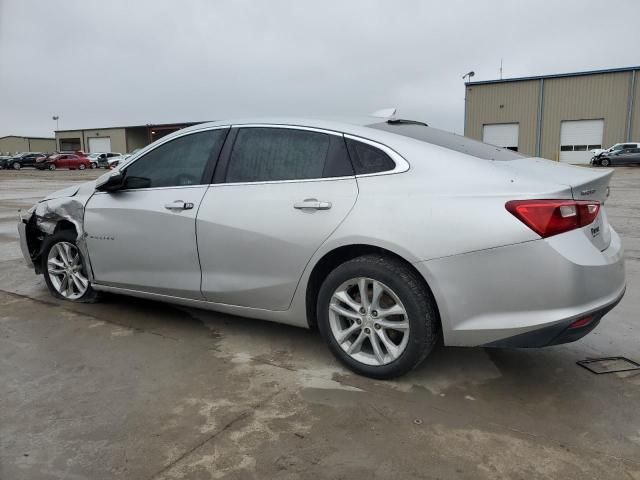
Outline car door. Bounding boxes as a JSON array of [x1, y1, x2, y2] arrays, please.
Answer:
[[615, 148, 632, 165], [628, 148, 640, 165], [84, 127, 229, 298], [197, 125, 358, 310]]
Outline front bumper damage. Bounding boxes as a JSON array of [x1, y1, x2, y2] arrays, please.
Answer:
[[17, 182, 96, 281]]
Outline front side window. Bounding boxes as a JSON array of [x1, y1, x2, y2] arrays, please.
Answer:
[[226, 128, 331, 183], [124, 129, 227, 189], [345, 138, 396, 174]]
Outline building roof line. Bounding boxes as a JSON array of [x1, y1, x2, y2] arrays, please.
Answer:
[[54, 121, 209, 133], [467, 65, 640, 86], [0, 135, 55, 140]]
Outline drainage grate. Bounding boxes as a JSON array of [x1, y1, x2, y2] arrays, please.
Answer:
[[577, 357, 640, 374]]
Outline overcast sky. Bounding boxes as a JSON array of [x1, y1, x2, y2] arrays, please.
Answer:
[[1, 0, 639, 138]]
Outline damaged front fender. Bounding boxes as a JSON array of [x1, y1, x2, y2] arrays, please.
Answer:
[[17, 181, 97, 280]]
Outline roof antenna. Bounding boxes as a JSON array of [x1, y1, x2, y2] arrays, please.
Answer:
[[500, 58, 503, 80], [369, 108, 397, 118]]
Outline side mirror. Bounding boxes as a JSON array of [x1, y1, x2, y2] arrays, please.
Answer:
[[95, 170, 124, 192]]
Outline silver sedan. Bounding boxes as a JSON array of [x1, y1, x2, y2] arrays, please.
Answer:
[[17, 116, 626, 378]]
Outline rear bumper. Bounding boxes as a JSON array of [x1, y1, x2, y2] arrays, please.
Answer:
[[415, 226, 626, 347], [482, 286, 624, 347]]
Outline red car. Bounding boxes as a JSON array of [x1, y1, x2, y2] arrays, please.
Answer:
[[37, 153, 91, 171]]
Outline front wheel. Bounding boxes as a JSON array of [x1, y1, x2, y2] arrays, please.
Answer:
[[317, 255, 439, 379], [600, 158, 610, 167], [42, 231, 98, 303], [12, 162, 21, 170], [48, 163, 56, 171], [79, 164, 86, 170]]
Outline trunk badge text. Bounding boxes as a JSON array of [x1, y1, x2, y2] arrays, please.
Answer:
[[581, 188, 596, 196]]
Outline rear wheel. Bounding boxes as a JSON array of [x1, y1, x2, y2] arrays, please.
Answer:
[[42, 231, 98, 303], [12, 162, 21, 170], [600, 158, 610, 167], [79, 164, 86, 170], [317, 254, 439, 379], [48, 163, 56, 171]]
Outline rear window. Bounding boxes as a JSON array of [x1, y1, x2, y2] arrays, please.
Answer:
[[368, 122, 523, 161]]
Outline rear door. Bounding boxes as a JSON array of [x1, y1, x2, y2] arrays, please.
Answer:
[[84, 127, 228, 298], [197, 126, 358, 310]]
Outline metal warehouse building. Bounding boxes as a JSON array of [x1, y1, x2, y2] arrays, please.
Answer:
[[464, 66, 640, 163], [55, 122, 203, 154], [0, 136, 56, 155]]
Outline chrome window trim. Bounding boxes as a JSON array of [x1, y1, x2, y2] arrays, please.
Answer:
[[92, 184, 209, 195], [343, 133, 410, 177], [211, 175, 356, 188], [113, 125, 231, 191], [111, 123, 410, 191], [219, 123, 409, 185], [121, 125, 231, 171]]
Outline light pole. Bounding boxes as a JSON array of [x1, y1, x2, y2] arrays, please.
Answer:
[[462, 72, 475, 135], [52, 115, 59, 132]]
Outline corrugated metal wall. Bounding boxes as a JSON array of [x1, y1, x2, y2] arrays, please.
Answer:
[[465, 80, 539, 155], [541, 72, 630, 160], [465, 69, 639, 160], [0, 137, 55, 155], [632, 72, 640, 141]]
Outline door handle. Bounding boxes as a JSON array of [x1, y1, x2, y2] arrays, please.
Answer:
[[164, 200, 194, 211], [293, 198, 332, 210]]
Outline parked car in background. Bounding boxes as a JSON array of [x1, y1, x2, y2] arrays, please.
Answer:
[[9, 152, 45, 169], [87, 152, 122, 169], [591, 142, 640, 160], [37, 153, 91, 170], [107, 154, 131, 169], [0, 155, 12, 169], [593, 147, 640, 167], [17, 117, 625, 378]]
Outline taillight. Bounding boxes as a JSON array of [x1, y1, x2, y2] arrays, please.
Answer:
[[505, 200, 600, 238]]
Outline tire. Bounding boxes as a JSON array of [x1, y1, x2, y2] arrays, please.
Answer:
[[12, 162, 21, 170], [79, 164, 86, 170], [48, 164, 56, 171], [41, 230, 98, 303], [600, 158, 610, 167], [316, 254, 439, 379], [90, 162, 96, 169]]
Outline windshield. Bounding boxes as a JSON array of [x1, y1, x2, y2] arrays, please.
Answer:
[[368, 122, 523, 161]]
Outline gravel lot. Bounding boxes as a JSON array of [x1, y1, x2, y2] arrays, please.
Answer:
[[0, 167, 639, 479]]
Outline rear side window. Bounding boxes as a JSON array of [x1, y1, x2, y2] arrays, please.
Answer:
[[345, 138, 395, 174], [226, 128, 331, 182]]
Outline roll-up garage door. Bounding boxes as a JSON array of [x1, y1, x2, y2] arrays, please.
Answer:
[[559, 120, 603, 164], [482, 123, 519, 151], [88, 137, 111, 153]]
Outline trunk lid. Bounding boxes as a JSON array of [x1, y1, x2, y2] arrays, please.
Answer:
[[496, 157, 613, 250]]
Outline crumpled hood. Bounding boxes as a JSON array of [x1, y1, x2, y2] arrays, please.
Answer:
[[41, 180, 97, 202]]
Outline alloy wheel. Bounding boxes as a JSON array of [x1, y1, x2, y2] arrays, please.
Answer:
[[12, 162, 20, 170], [47, 242, 89, 300], [49, 164, 56, 170], [328, 277, 410, 366]]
